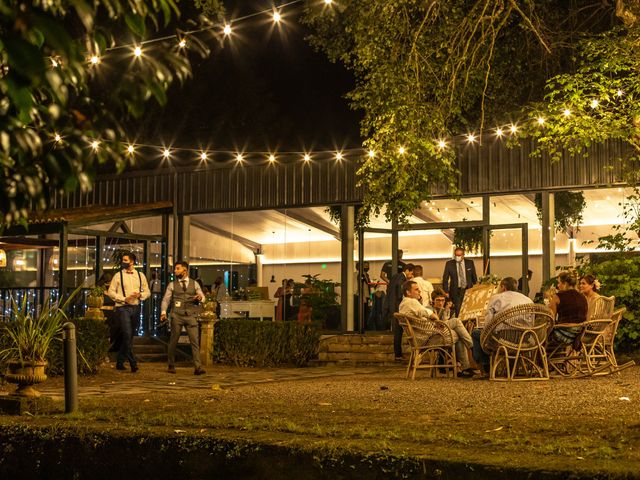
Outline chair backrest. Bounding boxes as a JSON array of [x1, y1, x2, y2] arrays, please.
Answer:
[[394, 312, 454, 347], [603, 307, 626, 344], [589, 295, 615, 320], [480, 303, 554, 352], [458, 284, 497, 326]]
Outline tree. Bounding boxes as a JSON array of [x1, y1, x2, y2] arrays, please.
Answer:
[[0, 0, 224, 225], [303, 0, 640, 225]]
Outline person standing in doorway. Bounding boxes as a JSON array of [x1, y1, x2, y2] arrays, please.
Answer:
[[384, 263, 415, 360], [380, 249, 406, 284], [107, 252, 150, 373], [442, 247, 477, 316], [160, 261, 206, 375]]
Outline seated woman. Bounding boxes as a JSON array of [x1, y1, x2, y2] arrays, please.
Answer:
[[549, 271, 588, 344], [579, 274, 601, 320]]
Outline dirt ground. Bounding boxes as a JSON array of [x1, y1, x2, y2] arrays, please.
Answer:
[[1, 361, 639, 477]]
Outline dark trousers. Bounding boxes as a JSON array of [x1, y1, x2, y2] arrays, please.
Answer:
[[472, 328, 490, 373], [450, 286, 468, 317], [392, 313, 403, 358], [116, 305, 140, 368], [168, 314, 201, 368]]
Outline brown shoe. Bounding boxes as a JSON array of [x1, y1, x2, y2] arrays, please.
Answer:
[[167, 366, 176, 374], [194, 367, 206, 375]]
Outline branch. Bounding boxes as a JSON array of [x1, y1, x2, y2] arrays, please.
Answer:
[[615, 0, 639, 27], [509, 0, 552, 53]]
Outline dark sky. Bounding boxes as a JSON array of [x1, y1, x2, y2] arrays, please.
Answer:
[[137, 1, 362, 153]]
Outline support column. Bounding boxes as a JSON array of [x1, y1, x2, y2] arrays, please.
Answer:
[[522, 225, 530, 296], [482, 195, 491, 275], [161, 214, 170, 292], [59, 224, 68, 301], [357, 227, 365, 333], [177, 215, 190, 262], [391, 220, 399, 274], [541, 192, 556, 283], [340, 205, 355, 332], [256, 253, 264, 287]]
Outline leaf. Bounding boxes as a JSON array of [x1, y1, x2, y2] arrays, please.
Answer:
[[69, 0, 95, 31], [3, 38, 46, 82], [125, 13, 146, 38]]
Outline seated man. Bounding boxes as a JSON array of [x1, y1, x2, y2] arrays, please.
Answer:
[[399, 280, 475, 378], [471, 276, 533, 375]]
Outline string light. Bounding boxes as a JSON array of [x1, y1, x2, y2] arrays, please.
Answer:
[[236, 153, 244, 162], [368, 150, 375, 158], [398, 146, 405, 155], [89, 55, 100, 65], [467, 133, 476, 143], [90, 140, 100, 150], [268, 154, 276, 162], [563, 108, 571, 117], [200, 151, 208, 161], [495, 128, 503, 138], [162, 148, 171, 159], [223, 24, 232, 36], [54, 133, 62, 143], [509, 124, 518, 134], [126, 144, 135, 154], [437, 139, 447, 149], [178, 38, 187, 48], [590, 99, 599, 109], [303, 153, 311, 162], [133, 46, 142, 57], [324, 0, 333, 4], [537, 116, 545, 125], [616, 89, 624, 97], [273, 11, 282, 23], [335, 152, 343, 161]]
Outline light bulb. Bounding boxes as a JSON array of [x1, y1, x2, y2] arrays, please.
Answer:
[[54, 133, 62, 143], [537, 116, 545, 125], [162, 149, 171, 159], [200, 152, 208, 161], [133, 46, 142, 57], [303, 154, 311, 162], [273, 11, 281, 22], [509, 124, 518, 134], [127, 145, 135, 154], [268, 154, 276, 162], [178, 38, 187, 48], [368, 150, 375, 158], [398, 146, 405, 155], [563, 108, 571, 117], [223, 24, 232, 35], [89, 55, 100, 65], [590, 99, 599, 109], [335, 152, 343, 161], [495, 128, 503, 137], [467, 133, 476, 143], [91, 140, 100, 150], [236, 153, 244, 162], [437, 139, 446, 149]]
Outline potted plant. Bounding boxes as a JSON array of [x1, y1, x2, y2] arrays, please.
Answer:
[[85, 285, 105, 320], [0, 293, 75, 397]]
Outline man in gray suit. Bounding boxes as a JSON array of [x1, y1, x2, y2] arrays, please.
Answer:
[[161, 261, 206, 375]]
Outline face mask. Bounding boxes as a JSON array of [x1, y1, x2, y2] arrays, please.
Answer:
[[121, 262, 130, 269], [178, 272, 187, 279], [363, 268, 369, 272], [455, 255, 463, 262]]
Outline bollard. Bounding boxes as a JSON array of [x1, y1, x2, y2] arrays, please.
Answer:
[[62, 322, 78, 413]]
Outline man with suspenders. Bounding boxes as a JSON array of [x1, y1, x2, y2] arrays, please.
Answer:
[[107, 252, 150, 372], [160, 260, 206, 375]]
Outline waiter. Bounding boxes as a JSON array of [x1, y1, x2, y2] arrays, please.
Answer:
[[161, 260, 206, 375]]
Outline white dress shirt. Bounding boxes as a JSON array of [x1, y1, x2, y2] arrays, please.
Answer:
[[412, 276, 434, 306], [107, 269, 150, 306]]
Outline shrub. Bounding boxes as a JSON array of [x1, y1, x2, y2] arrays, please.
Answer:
[[46, 318, 110, 375], [214, 320, 320, 367], [582, 255, 640, 352]]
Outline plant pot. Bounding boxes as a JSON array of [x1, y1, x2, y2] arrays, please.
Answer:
[[86, 295, 105, 320], [5, 360, 48, 398]]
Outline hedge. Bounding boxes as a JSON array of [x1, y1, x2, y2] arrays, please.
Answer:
[[47, 318, 110, 375], [214, 320, 320, 367]]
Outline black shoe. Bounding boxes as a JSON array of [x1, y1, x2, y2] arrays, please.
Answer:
[[167, 366, 176, 374], [394, 356, 404, 362], [116, 364, 126, 371], [194, 367, 206, 375], [457, 368, 475, 378], [131, 365, 139, 373]]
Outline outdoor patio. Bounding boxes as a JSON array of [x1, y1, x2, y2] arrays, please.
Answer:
[[1, 361, 639, 478]]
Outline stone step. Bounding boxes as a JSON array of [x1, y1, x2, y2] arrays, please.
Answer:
[[137, 353, 169, 363]]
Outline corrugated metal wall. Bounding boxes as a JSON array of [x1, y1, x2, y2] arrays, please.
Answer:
[[51, 138, 631, 213]]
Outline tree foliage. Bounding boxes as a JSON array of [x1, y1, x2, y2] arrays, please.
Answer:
[[534, 191, 586, 232], [304, 0, 640, 224], [0, 0, 224, 225]]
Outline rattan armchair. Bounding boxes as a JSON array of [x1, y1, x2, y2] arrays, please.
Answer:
[[480, 303, 554, 381], [589, 295, 615, 320], [394, 312, 458, 380]]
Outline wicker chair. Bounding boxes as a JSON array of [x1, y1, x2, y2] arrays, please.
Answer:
[[547, 318, 613, 377], [394, 312, 458, 380], [480, 303, 554, 381], [596, 307, 635, 374], [589, 295, 615, 320]]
